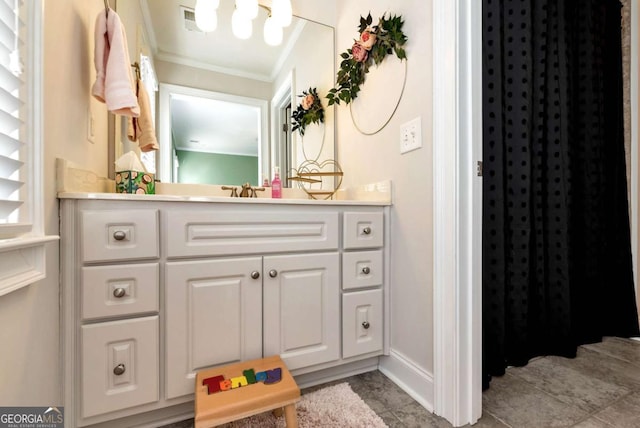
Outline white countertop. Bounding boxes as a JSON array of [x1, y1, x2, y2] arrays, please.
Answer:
[[57, 192, 392, 206], [55, 159, 392, 206]]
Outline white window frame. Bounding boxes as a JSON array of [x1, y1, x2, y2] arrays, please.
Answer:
[[0, 0, 58, 297]]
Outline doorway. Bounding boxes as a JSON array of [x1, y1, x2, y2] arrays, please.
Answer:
[[433, 1, 640, 426]]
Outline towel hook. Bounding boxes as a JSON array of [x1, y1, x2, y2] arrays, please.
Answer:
[[131, 62, 141, 80], [104, 0, 110, 16]]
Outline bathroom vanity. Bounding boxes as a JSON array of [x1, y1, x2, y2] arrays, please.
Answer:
[[59, 193, 390, 427]]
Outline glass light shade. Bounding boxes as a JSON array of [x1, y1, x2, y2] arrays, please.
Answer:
[[263, 16, 283, 46], [232, 9, 253, 39], [272, 0, 292, 27], [195, 0, 218, 32], [235, 0, 259, 20]]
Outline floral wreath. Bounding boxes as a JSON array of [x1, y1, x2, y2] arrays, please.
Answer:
[[327, 13, 407, 106], [291, 87, 325, 136]]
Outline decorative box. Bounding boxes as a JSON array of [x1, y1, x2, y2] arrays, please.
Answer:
[[115, 171, 155, 194]]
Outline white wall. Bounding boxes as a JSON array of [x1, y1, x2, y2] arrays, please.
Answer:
[[0, 0, 109, 405], [334, 0, 434, 396]]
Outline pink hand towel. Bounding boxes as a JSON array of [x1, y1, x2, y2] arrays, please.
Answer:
[[92, 9, 140, 117]]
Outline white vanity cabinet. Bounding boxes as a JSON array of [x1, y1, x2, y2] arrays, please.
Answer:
[[60, 196, 389, 427]]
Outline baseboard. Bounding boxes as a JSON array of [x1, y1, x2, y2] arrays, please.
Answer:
[[293, 357, 380, 389], [378, 349, 434, 412], [84, 402, 194, 428]]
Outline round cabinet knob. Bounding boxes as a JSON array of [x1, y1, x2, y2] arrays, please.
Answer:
[[113, 288, 126, 298], [362, 227, 372, 235], [251, 271, 260, 280], [269, 269, 278, 278], [362, 321, 370, 330], [113, 230, 126, 241], [361, 267, 371, 275], [113, 364, 126, 376]]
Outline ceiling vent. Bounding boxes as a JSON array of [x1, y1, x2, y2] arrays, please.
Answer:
[[181, 6, 203, 33]]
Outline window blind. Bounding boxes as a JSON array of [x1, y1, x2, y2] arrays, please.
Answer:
[[0, 0, 56, 296], [0, 0, 27, 237]]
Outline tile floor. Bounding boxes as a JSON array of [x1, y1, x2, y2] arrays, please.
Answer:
[[161, 337, 640, 428], [481, 337, 640, 428]]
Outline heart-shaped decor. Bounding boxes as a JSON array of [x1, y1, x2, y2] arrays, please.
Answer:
[[290, 159, 343, 200]]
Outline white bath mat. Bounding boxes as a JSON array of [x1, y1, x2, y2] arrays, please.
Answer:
[[223, 382, 388, 428]]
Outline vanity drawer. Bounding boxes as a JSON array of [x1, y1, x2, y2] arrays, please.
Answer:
[[342, 289, 383, 359], [81, 316, 159, 418], [165, 211, 338, 258], [81, 263, 159, 321], [342, 250, 383, 290], [343, 212, 383, 249], [81, 209, 159, 263]]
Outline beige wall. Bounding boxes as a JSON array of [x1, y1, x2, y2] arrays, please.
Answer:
[[335, 0, 434, 373], [0, 0, 110, 405], [155, 59, 273, 101], [272, 22, 335, 174]]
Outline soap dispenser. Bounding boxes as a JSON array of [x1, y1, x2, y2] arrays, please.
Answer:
[[271, 167, 282, 199]]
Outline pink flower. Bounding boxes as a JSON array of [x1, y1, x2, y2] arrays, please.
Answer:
[[352, 42, 368, 62], [359, 29, 377, 50], [301, 94, 315, 110]]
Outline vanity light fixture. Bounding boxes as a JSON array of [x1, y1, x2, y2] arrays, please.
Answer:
[[231, 7, 253, 39], [194, 0, 292, 46], [235, 0, 259, 20], [195, 0, 219, 32], [263, 14, 283, 46]]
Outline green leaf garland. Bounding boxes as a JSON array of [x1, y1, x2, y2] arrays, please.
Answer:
[[327, 12, 408, 106], [291, 87, 325, 136]]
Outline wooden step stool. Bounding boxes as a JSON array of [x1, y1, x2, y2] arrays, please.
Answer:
[[195, 355, 300, 428]]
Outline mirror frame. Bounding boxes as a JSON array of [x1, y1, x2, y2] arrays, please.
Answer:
[[157, 83, 269, 184]]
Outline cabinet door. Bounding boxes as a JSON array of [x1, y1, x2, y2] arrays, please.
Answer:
[[342, 289, 383, 358], [263, 252, 340, 370], [165, 257, 263, 399], [81, 316, 159, 418]]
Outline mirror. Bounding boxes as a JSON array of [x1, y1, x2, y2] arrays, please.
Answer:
[[158, 84, 268, 186], [114, 0, 335, 187]]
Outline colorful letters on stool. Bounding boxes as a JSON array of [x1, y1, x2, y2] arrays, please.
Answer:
[[194, 355, 300, 428]]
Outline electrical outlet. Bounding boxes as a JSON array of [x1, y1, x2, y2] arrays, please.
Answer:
[[400, 117, 422, 154]]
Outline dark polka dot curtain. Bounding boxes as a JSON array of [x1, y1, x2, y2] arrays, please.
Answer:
[[482, 0, 640, 389]]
